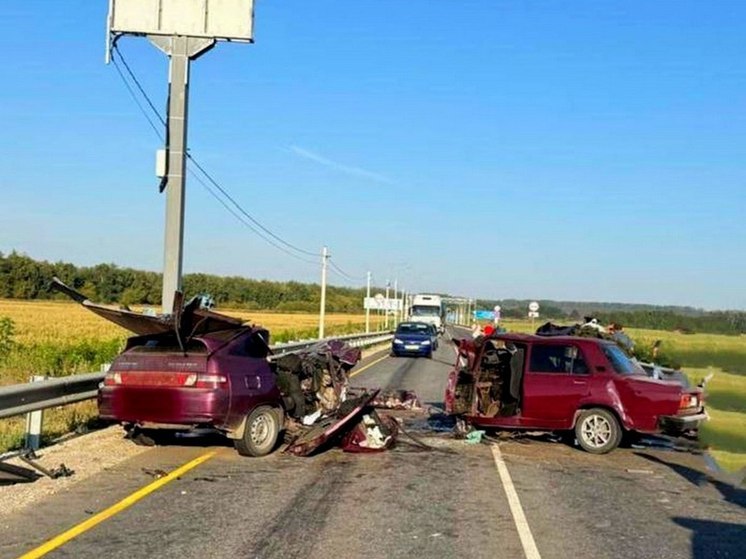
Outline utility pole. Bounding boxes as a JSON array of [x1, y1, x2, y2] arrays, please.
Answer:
[[384, 280, 391, 329], [393, 279, 398, 328], [365, 271, 371, 333], [319, 246, 329, 339]]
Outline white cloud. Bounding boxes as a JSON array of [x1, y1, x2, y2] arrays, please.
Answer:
[[289, 145, 394, 185]]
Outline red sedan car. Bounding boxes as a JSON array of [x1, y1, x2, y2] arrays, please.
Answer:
[[445, 333, 706, 453]]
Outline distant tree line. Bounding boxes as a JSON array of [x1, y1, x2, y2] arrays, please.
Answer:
[[3, 251, 744, 333], [476, 299, 746, 336], [0, 251, 374, 313]]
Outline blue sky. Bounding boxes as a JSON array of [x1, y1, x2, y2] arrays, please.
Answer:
[[1, 1, 744, 310]]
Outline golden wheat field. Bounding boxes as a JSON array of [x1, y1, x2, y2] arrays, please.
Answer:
[[0, 299, 385, 346]]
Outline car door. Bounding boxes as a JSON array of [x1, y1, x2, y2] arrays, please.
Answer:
[[521, 343, 591, 428]]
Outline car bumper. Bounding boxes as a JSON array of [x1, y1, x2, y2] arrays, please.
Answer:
[[659, 411, 708, 433], [392, 344, 431, 356], [98, 386, 229, 427]]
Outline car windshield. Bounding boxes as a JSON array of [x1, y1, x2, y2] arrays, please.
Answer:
[[410, 306, 440, 317], [602, 344, 645, 376], [396, 323, 431, 334]]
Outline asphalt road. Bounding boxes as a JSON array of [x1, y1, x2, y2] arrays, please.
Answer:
[[0, 332, 744, 559]]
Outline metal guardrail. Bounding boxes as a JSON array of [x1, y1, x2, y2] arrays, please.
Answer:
[[0, 331, 394, 421]]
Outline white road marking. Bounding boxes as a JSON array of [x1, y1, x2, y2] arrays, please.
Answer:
[[491, 444, 542, 559]]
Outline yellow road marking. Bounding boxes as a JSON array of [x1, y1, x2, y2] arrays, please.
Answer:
[[18, 450, 218, 559], [349, 353, 390, 378]]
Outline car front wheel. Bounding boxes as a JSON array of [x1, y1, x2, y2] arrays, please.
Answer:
[[234, 406, 280, 457], [575, 408, 622, 454]]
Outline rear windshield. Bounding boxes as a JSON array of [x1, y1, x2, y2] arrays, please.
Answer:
[[396, 323, 431, 334], [602, 344, 643, 375], [129, 338, 208, 354]]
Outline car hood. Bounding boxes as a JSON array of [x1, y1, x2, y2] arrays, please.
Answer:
[[50, 277, 244, 337]]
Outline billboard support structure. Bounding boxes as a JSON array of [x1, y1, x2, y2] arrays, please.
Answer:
[[106, 0, 255, 312], [149, 35, 215, 311]]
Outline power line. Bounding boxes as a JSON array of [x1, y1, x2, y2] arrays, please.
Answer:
[[329, 260, 365, 283], [186, 155, 319, 257], [111, 55, 164, 141], [110, 43, 320, 261], [112, 45, 166, 127]]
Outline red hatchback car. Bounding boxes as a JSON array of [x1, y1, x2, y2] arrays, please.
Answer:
[[445, 333, 706, 453]]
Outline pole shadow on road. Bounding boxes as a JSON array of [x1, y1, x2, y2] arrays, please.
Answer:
[[672, 517, 746, 559], [634, 451, 746, 508]]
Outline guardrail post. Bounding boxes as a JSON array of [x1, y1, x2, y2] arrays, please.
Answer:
[[25, 375, 46, 450]]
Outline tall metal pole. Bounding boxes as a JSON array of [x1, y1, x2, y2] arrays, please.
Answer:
[[393, 279, 398, 328], [319, 246, 329, 338], [365, 271, 371, 333], [385, 280, 390, 329], [149, 36, 214, 313]]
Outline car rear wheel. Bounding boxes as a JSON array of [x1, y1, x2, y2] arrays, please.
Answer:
[[234, 406, 280, 457], [575, 408, 622, 454]]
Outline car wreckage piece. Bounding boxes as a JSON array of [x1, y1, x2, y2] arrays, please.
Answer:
[[285, 389, 398, 456]]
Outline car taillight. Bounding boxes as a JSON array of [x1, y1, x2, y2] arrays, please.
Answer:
[[679, 394, 699, 409], [103, 372, 122, 386], [184, 374, 228, 388]]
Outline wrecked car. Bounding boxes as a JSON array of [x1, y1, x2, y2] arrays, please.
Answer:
[[444, 333, 707, 454], [50, 278, 396, 457]]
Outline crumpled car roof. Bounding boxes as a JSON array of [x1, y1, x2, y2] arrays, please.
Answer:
[[49, 277, 244, 337]]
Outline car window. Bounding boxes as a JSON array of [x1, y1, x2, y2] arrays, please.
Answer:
[[228, 331, 270, 358], [130, 338, 207, 353], [529, 345, 588, 375], [602, 344, 641, 375], [396, 323, 430, 334]]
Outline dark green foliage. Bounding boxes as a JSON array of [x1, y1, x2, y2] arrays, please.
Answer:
[[0, 251, 374, 313]]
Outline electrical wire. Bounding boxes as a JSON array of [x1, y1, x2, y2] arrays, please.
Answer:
[[111, 55, 164, 141], [110, 43, 321, 262], [329, 260, 366, 283]]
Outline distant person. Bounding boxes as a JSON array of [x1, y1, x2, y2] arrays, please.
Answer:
[[471, 323, 482, 338]]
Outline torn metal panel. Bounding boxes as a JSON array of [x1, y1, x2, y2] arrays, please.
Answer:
[[284, 390, 381, 457], [50, 277, 244, 337]]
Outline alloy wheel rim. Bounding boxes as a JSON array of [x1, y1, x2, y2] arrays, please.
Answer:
[[581, 414, 612, 448]]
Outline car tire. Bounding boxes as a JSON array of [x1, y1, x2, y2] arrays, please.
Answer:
[[234, 406, 280, 457], [574, 408, 622, 454], [427, 350, 433, 359]]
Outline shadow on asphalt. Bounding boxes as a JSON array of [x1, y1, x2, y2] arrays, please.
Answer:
[[634, 452, 746, 509], [672, 517, 746, 558]]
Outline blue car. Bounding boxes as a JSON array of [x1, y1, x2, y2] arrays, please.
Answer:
[[391, 322, 434, 358]]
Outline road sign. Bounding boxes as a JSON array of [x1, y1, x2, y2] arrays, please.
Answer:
[[528, 311, 540, 318], [474, 310, 495, 320], [364, 297, 402, 311], [528, 301, 540, 312]]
